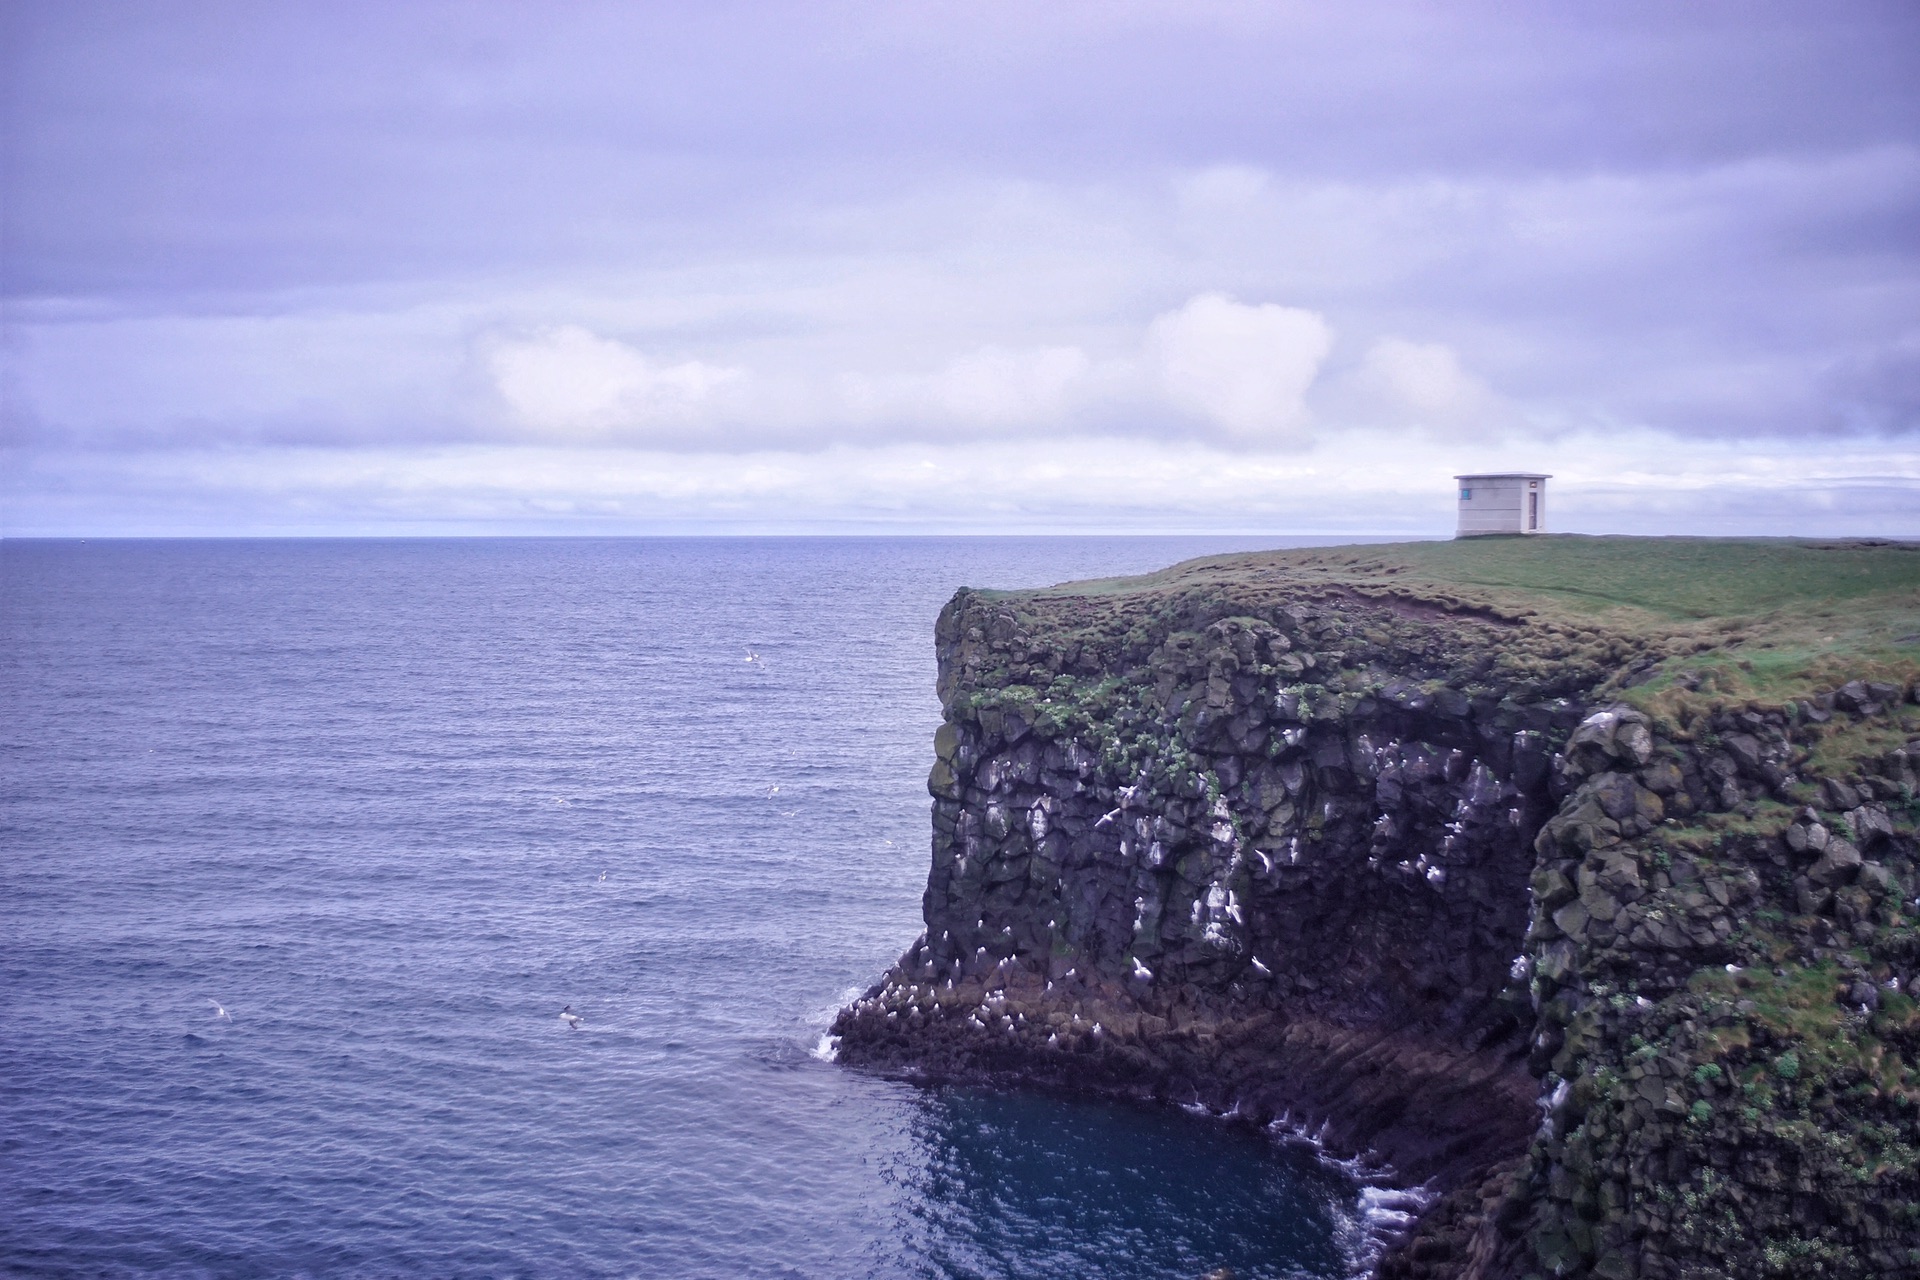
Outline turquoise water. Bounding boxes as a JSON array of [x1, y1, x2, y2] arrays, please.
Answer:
[[1, 537, 1368, 1279]]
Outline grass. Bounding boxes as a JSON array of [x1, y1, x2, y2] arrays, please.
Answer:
[[1802, 709, 1920, 779], [1649, 799, 1800, 853], [1368, 536, 1920, 621], [1692, 961, 1850, 1048], [1689, 960, 1920, 1111], [985, 535, 1920, 714], [950, 537, 1920, 1274], [1019, 535, 1920, 619]]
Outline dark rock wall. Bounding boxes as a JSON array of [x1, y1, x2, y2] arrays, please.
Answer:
[[837, 587, 1598, 1191], [833, 584, 1920, 1280], [918, 606, 1565, 1046], [1507, 692, 1920, 1280]]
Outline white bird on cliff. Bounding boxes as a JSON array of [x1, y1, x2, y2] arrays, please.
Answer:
[[560, 1005, 583, 1030], [1250, 957, 1272, 978], [1131, 958, 1153, 982]]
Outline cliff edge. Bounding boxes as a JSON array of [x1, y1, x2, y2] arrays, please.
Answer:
[[834, 536, 1920, 1280]]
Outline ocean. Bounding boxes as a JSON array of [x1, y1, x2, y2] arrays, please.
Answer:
[[1, 537, 1379, 1279]]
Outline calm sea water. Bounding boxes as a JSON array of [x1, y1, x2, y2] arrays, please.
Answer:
[[1, 538, 1375, 1280]]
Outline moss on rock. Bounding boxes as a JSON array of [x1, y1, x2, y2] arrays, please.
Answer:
[[834, 537, 1920, 1279]]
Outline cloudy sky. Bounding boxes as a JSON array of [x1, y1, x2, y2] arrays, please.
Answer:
[[3, 1, 1917, 536]]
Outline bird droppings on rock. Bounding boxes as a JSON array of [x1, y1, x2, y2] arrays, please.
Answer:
[[833, 539, 1920, 1279]]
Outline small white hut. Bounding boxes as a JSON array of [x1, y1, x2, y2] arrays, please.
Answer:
[[1455, 473, 1550, 537]]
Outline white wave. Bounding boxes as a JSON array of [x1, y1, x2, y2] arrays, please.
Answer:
[[1330, 1178, 1438, 1279], [810, 1033, 841, 1062], [805, 984, 866, 1029], [1262, 1109, 1435, 1280], [1357, 1183, 1433, 1230]]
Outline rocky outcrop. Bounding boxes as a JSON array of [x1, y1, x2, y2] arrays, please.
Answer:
[[1508, 689, 1920, 1280], [833, 573, 1920, 1279]]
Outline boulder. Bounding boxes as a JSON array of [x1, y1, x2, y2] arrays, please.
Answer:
[[1821, 778, 1863, 812], [1638, 759, 1685, 796], [1846, 803, 1895, 849], [1565, 706, 1655, 778], [1584, 849, 1645, 900], [1533, 865, 1578, 910], [1796, 880, 1835, 915], [1835, 680, 1875, 714], [1807, 838, 1863, 888], [1553, 899, 1592, 938], [1588, 772, 1664, 830], [1721, 733, 1765, 774], [1537, 788, 1624, 856]]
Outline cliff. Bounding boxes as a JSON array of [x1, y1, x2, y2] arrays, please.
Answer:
[[833, 536, 1920, 1280]]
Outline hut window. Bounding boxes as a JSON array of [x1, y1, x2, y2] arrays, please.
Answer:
[[1459, 487, 1472, 500]]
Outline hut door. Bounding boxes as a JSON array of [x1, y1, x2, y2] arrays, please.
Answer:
[[1528, 491, 1539, 531]]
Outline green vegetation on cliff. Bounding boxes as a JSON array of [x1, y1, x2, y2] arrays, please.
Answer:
[[1039, 535, 1918, 620], [839, 535, 1920, 1280], [1011, 534, 1920, 703]]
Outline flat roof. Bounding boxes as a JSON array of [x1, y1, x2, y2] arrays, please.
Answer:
[[1454, 473, 1551, 480]]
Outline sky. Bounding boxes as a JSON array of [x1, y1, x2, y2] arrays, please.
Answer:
[[3, 1, 1917, 537]]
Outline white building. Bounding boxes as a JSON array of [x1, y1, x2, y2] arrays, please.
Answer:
[[1455, 473, 1549, 537]]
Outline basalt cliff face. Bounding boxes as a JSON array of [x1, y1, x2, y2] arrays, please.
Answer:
[[833, 541, 1920, 1280]]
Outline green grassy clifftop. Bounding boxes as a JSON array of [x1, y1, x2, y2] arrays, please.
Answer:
[[837, 536, 1920, 1280], [1009, 535, 1920, 704]]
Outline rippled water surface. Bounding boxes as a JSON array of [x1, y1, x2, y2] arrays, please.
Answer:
[[2, 538, 1366, 1279]]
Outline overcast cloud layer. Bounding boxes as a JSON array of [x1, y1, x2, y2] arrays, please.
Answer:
[[4, 1, 1918, 535]]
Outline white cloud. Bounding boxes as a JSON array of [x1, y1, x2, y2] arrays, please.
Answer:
[[1347, 336, 1510, 437], [7, 150, 1914, 477], [8, 3, 1920, 545], [837, 344, 1097, 433], [485, 325, 743, 438], [930, 345, 1093, 427], [9, 429, 1917, 538], [1361, 339, 1484, 415], [1144, 293, 1334, 444]]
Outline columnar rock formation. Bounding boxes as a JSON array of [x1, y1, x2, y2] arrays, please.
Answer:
[[834, 549, 1920, 1280]]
